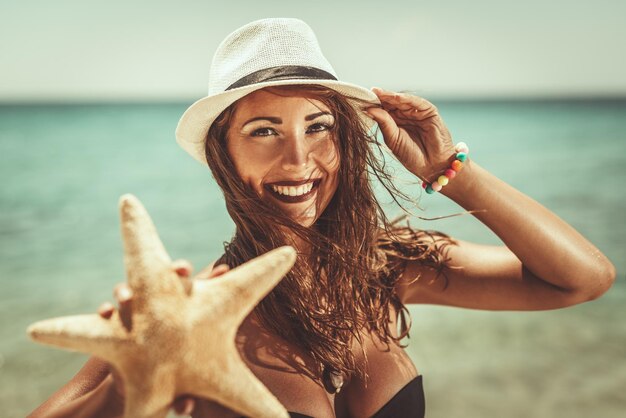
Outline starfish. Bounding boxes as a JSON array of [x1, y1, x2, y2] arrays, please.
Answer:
[[27, 193, 295, 418]]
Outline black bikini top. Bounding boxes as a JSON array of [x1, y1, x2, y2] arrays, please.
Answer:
[[288, 374, 425, 418]]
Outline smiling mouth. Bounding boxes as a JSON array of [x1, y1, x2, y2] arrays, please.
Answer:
[[264, 179, 322, 204]]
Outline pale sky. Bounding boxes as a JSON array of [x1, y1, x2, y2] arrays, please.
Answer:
[[1, 0, 624, 102]]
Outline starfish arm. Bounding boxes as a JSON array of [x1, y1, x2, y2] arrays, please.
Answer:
[[27, 313, 129, 362], [122, 365, 177, 418], [118, 194, 186, 300], [191, 246, 297, 327], [186, 353, 289, 418], [27, 196, 294, 418]]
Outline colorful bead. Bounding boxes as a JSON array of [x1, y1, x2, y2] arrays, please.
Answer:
[[455, 142, 469, 153], [423, 141, 469, 196]]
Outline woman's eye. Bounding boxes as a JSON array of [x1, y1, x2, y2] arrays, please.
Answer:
[[250, 123, 332, 137], [251, 127, 277, 137], [307, 123, 332, 133]]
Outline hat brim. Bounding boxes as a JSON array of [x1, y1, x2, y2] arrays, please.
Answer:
[[175, 79, 380, 165]]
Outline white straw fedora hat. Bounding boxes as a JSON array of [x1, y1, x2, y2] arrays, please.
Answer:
[[175, 17, 380, 165]]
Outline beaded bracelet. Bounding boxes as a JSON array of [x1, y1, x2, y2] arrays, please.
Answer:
[[422, 142, 469, 194]]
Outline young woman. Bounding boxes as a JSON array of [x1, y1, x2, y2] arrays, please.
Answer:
[[29, 18, 615, 418]]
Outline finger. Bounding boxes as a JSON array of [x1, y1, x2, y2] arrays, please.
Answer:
[[172, 259, 193, 277], [378, 100, 400, 112], [388, 109, 445, 129], [372, 88, 436, 112], [367, 104, 444, 147], [390, 96, 437, 113], [170, 259, 194, 296], [172, 396, 195, 415], [113, 283, 133, 304], [98, 302, 115, 319], [364, 107, 401, 148], [373, 90, 442, 125], [113, 283, 133, 331], [376, 99, 439, 124], [193, 262, 230, 281], [371, 87, 401, 111], [208, 264, 230, 278], [372, 86, 426, 103]]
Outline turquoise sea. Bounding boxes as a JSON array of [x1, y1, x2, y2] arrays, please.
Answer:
[[1, 100, 624, 417]]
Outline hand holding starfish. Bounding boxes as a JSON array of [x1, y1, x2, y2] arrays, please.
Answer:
[[97, 261, 232, 416], [28, 194, 295, 418]]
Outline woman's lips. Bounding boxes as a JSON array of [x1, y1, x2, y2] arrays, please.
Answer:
[[264, 179, 321, 204]]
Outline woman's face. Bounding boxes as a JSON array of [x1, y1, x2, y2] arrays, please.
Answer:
[[226, 88, 340, 227]]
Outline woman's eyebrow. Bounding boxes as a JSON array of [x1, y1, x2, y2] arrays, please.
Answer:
[[241, 112, 332, 127], [305, 111, 333, 121]]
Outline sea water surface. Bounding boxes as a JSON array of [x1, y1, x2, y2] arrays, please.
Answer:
[[1, 100, 624, 417]]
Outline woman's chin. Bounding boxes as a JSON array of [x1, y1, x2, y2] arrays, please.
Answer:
[[264, 197, 319, 225], [295, 217, 316, 228], [281, 209, 316, 228]]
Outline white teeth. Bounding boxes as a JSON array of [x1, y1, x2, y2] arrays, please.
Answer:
[[270, 182, 315, 197]]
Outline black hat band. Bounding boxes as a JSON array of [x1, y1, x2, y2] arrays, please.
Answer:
[[226, 65, 337, 90]]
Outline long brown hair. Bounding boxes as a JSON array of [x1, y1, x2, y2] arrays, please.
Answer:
[[203, 84, 457, 381]]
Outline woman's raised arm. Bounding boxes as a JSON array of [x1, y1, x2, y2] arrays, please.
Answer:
[[366, 88, 616, 310], [400, 159, 615, 310]]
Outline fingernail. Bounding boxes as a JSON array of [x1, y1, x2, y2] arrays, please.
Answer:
[[98, 303, 113, 317], [215, 264, 230, 273], [176, 267, 190, 277], [118, 286, 132, 301]]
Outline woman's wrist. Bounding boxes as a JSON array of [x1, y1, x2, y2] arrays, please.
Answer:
[[74, 374, 125, 418], [419, 142, 473, 198], [33, 374, 124, 418], [437, 157, 480, 202]]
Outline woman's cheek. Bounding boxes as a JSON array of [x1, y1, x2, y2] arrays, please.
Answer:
[[229, 142, 277, 189], [313, 138, 341, 174]]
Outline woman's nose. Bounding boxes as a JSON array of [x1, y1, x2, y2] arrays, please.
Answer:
[[280, 135, 309, 172]]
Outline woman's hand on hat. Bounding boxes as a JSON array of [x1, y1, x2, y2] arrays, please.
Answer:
[[96, 260, 231, 416], [365, 87, 456, 182]]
